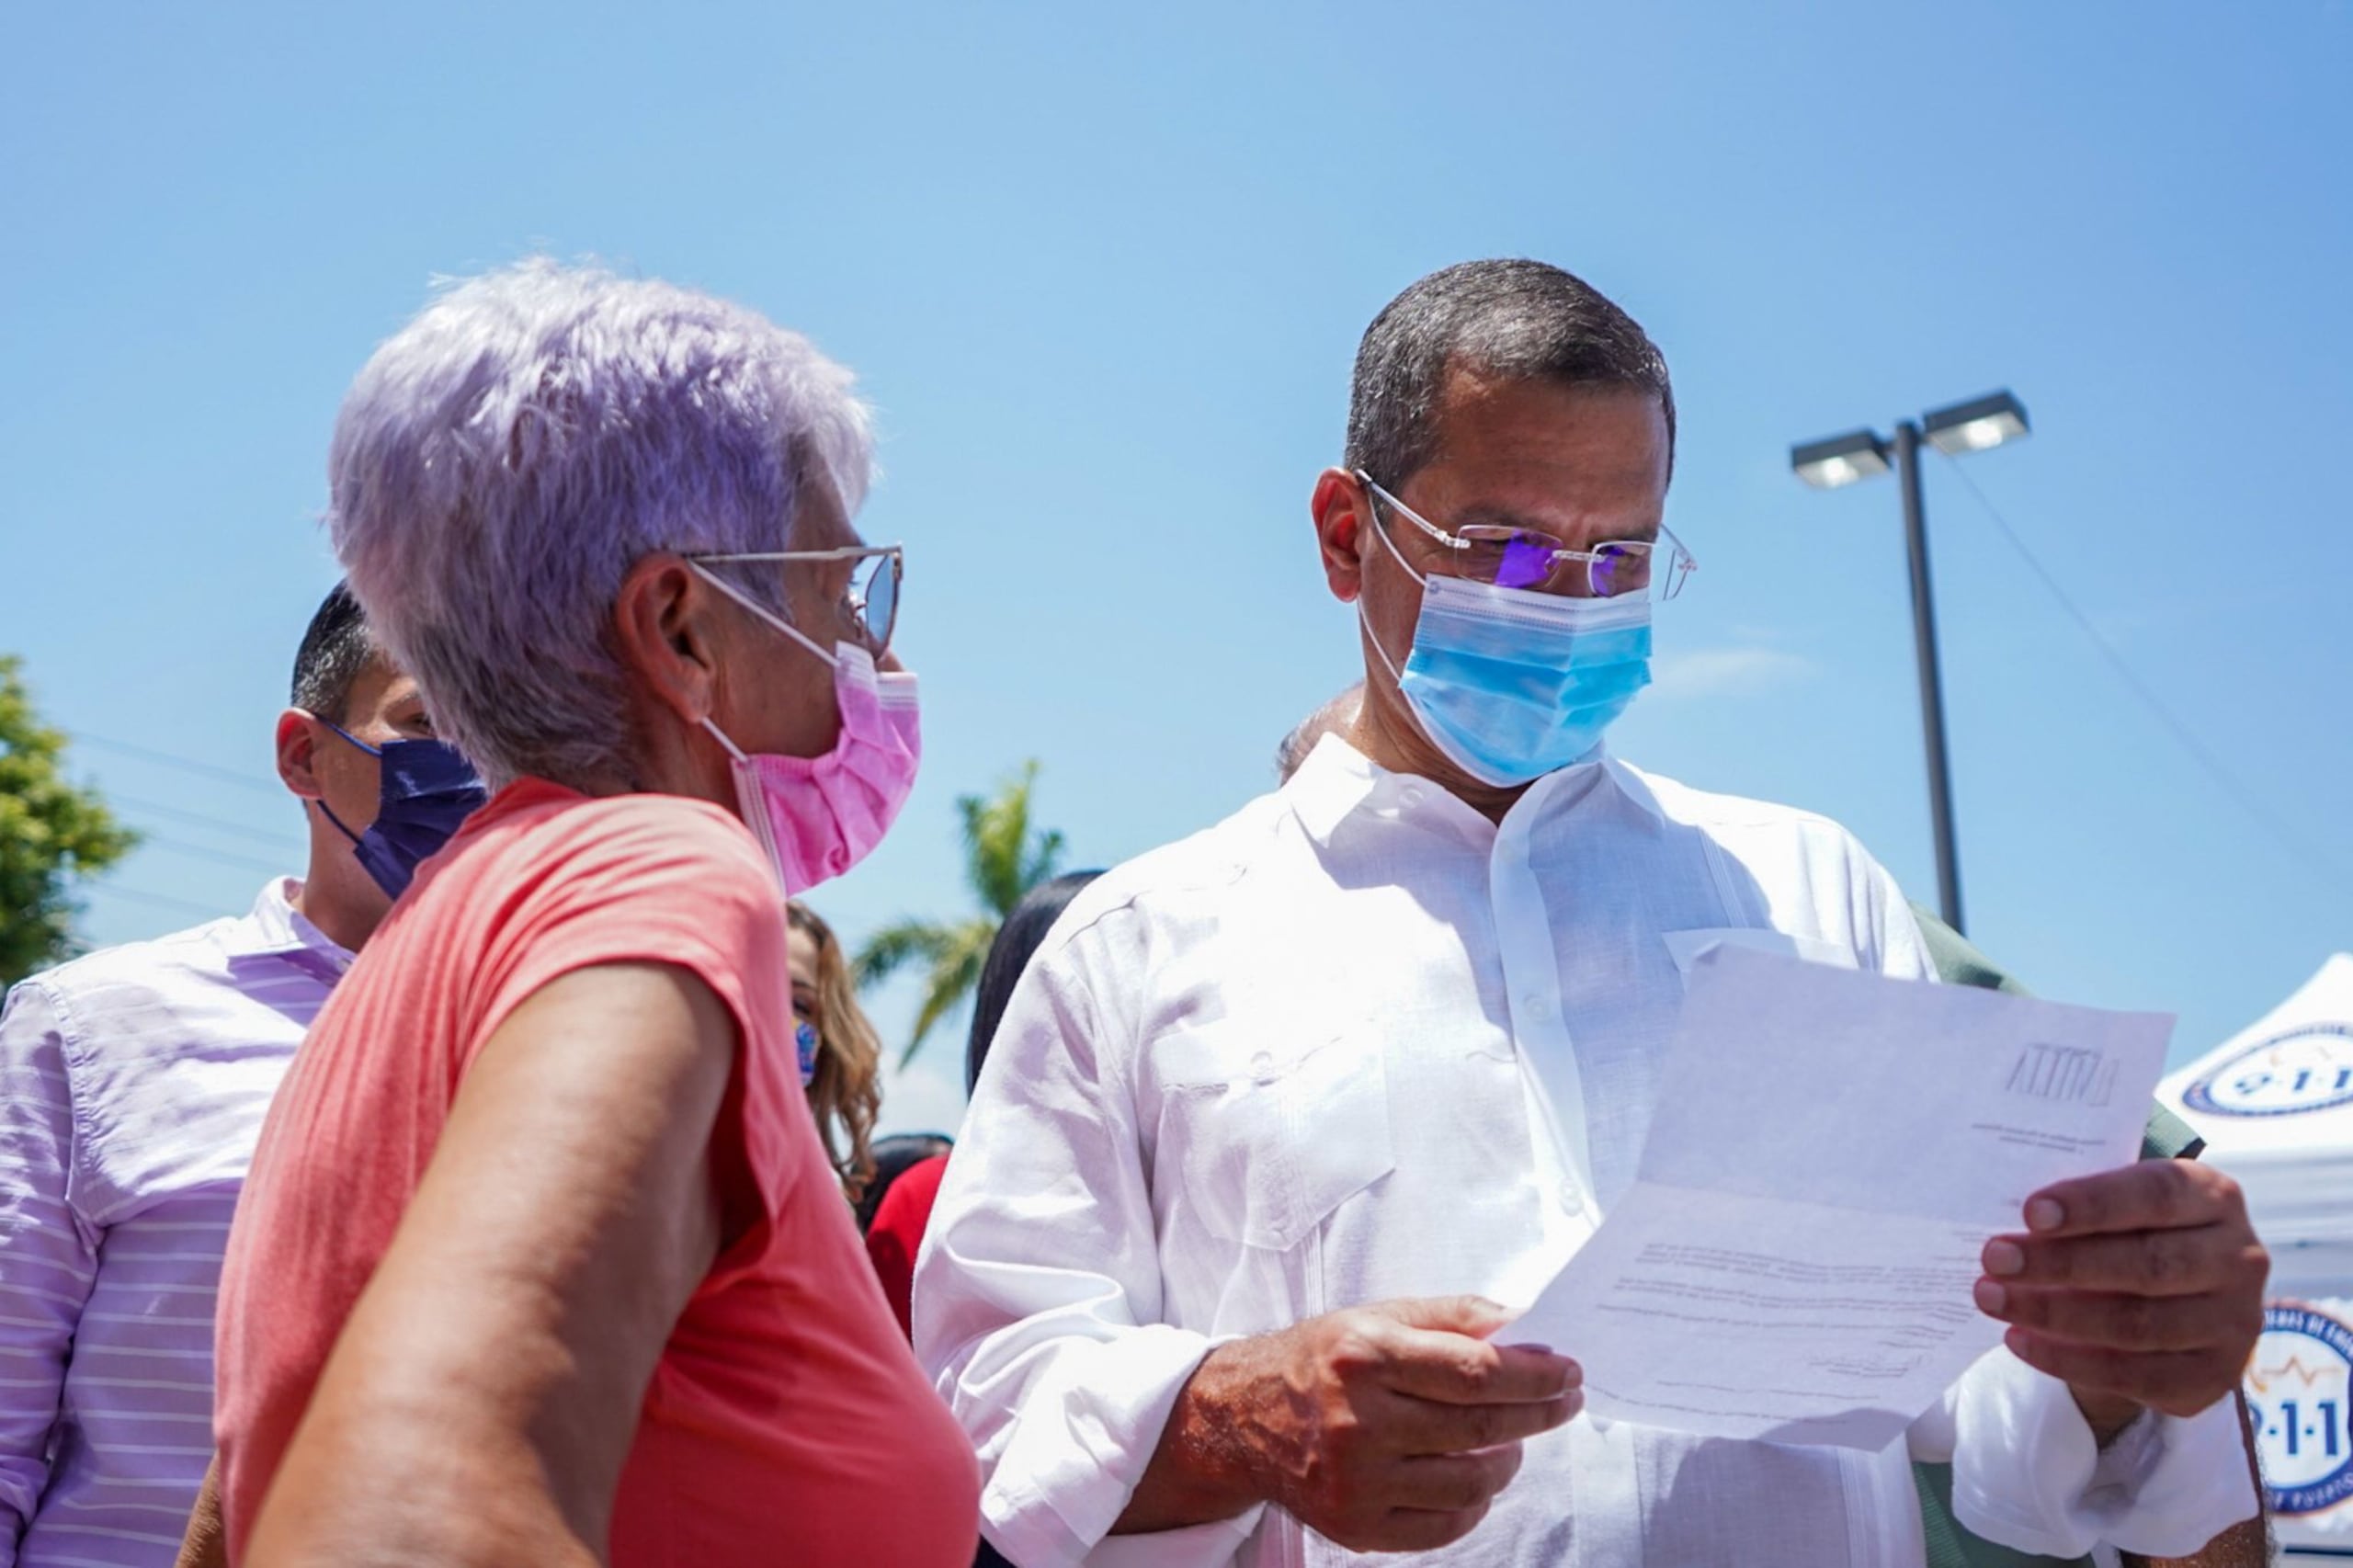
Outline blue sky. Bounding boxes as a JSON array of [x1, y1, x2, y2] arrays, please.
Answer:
[[5, 1, 2347, 1134]]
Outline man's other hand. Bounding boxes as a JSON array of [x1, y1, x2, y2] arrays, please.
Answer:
[[1120, 1295, 1581, 1552], [1974, 1160, 2268, 1437]]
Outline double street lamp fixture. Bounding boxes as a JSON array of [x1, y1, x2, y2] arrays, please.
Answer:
[[1789, 390, 2031, 936]]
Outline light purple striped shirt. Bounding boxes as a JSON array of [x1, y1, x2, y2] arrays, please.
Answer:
[[0, 880, 347, 1568]]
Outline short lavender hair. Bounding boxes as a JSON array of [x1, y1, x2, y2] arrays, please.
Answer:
[[328, 259, 874, 787]]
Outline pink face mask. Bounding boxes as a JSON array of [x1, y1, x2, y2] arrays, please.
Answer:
[[690, 565, 922, 898]]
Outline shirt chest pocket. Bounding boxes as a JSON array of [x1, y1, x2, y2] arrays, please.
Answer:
[[1661, 926, 1860, 979], [1149, 1028, 1396, 1253]]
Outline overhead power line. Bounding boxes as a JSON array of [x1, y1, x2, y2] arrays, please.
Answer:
[[111, 792, 305, 852], [1937, 455, 2350, 890], [134, 835, 292, 878], [82, 882, 227, 920], [68, 733, 282, 795]]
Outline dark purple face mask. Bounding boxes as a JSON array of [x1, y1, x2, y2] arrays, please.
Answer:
[[313, 722, 489, 900]]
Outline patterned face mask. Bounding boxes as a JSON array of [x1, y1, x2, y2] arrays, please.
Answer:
[[689, 562, 922, 899], [794, 1017, 821, 1086]]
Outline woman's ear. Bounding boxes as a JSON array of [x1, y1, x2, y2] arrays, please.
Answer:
[[613, 556, 722, 725]]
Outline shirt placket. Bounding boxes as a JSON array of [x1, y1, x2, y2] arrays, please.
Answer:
[[1489, 773, 1601, 1247]]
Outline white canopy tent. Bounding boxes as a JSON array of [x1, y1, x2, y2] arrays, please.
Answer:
[[2160, 955, 2353, 1551]]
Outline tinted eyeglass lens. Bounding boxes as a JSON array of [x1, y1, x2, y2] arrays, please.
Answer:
[[1495, 532, 1563, 590], [1454, 526, 1563, 590], [1588, 542, 1653, 599], [856, 554, 899, 653]]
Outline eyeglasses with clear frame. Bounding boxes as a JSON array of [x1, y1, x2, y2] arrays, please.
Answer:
[[687, 544, 903, 656], [1357, 471, 1695, 601]]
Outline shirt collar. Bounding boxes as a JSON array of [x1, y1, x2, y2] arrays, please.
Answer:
[[1282, 733, 1665, 848], [1599, 754, 1666, 823], [244, 877, 355, 969], [1282, 734, 1384, 845]]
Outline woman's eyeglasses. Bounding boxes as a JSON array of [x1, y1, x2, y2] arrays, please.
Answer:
[[688, 544, 903, 655]]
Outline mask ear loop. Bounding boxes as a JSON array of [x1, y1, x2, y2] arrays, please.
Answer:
[[299, 710, 378, 848], [700, 715, 751, 760], [1355, 487, 1425, 688], [320, 718, 386, 758], [688, 561, 848, 772], [694, 703, 790, 898], [1358, 599, 1405, 687], [688, 561, 842, 667], [313, 797, 366, 848]]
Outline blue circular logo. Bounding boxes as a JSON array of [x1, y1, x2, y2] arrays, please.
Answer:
[[2183, 1023, 2353, 1118], [2245, 1302, 2353, 1517]]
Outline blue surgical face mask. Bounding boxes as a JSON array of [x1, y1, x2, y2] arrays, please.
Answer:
[[1361, 511, 1654, 787], [313, 722, 490, 900], [794, 1017, 822, 1086]]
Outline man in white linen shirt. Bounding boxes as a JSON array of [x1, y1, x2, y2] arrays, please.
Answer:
[[0, 585, 480, 1568], [916, 260, 2267, 1568]]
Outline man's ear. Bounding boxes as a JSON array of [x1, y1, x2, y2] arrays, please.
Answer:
[[275, 710, 325, 801], [613, 555, 722, 726], [1311, 467, 1371, 605]]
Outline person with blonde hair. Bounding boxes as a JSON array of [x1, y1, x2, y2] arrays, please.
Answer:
[[785, 901, 881, 1204]]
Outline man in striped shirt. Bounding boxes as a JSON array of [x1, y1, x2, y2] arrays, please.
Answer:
[[0, 585, 461, 1567]]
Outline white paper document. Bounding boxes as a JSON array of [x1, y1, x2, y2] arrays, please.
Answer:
[[1514, 945, 2172, 1449]]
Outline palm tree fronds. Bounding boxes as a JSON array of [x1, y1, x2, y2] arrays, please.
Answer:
[[881, 760, 1072, 1067], [901, 917, 995, 1067], [961, 759, 1045, 917], [852, 917, 956, 987], [1018, 827, 1066, 895]]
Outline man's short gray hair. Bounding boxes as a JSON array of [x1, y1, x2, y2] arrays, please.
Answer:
[[1344, 259, 1675, 488], [328, 259, 874, 788]]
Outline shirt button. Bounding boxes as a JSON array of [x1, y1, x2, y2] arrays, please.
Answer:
[[1249, 1051, 1276, 1080], [1522, 993, 1552, 1018], [1400, 786, 1426, 808], [1560, 1183, 1586, 1217]]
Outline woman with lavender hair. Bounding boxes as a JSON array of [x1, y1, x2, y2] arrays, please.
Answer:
[[199, 261, 979, 1567]]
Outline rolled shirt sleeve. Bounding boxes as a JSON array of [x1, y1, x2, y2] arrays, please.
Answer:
[[915, 928, 1255, 1568], [0, 981, 101, 1564], [1900, 892, 2259, 1558], [1911, 1346, 2259, 1558]]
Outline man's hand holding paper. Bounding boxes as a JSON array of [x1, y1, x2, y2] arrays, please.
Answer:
[[1513, 943, 2267, 1449], [1979, 1154, 2268, 1434]]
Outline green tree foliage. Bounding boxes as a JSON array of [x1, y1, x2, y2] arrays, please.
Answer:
[[854, 760, 1065, 1067], [1, 655, 142, 986]]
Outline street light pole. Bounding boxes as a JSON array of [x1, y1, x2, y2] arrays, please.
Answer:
[[1791, 390, 2027, 939], [1893, 420, 1964, 934]]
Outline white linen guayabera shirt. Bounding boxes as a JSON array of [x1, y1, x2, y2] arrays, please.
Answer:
[[916, 737, 2251, 1568]]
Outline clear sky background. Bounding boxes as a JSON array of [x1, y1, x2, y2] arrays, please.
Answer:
[[4, 1, 2347, 1136]]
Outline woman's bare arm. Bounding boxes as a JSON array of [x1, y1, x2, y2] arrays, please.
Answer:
[[243, 960, 743, 1566]]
